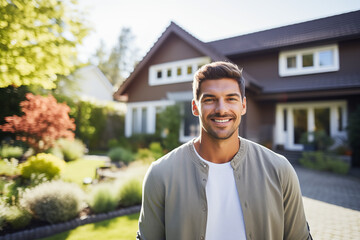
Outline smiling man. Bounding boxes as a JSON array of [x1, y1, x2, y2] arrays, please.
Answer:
[[137, 61, 312, 240]]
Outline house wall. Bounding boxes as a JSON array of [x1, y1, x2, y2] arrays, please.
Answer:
[[125, 33, 205, 102], [76, 66, 114, 102], [232, 38, 360, 148], [232, 38, 360, 93]]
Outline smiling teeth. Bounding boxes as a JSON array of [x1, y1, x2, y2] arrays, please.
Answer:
[[214, 119, 230, 123]]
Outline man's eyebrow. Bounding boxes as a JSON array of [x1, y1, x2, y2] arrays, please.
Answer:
[[201, 93, 241, 98], [201, 93, 216, 98], [226, 93, 241, 97]]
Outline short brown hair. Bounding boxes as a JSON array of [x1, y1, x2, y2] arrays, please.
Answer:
[[193, 61, 245, 100]]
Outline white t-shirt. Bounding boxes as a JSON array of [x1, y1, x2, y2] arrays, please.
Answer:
[[194, 146, 247, 240]]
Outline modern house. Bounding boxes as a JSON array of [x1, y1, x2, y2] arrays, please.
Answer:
[[114, 10, 360, 160]]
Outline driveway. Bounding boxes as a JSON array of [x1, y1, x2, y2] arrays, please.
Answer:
[[294, 166, 360, 240]]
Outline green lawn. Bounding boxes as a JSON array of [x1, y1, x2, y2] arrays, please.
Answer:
[[39, 212, 140, 240], [61, 158, 105, 186]]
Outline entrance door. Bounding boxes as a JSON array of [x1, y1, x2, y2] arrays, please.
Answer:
[[293, 109, 308, 144], [275, 101, 347, 150]]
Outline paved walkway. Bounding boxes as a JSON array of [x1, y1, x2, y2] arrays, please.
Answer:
[[294, 166, 360, 240]]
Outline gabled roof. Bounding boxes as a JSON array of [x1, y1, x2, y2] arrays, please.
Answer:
[[114, 22, 230, 99], [207, 10, 360, 56]]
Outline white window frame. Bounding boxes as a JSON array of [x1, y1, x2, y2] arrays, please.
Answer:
[[275, 100, 347, 150], [149, 57, 210, 86], [125, 99, 200, 143], [279, 44, 339, 77], [125, 100, 175, 137]]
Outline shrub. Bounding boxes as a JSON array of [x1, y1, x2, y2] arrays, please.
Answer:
[[135, 143, 163, 162], [156, 104, 181, 151], [19, 153, 66, 180], [0, 93, 76, 153], [300, 130, 334, 151], [136, 148, 155, 162], [88, 184, 118, 214], [0, 158, 19, 176], [108, 147, 134, 165], [3, 205, 32, 230], [149, 142, 164, 159], [46, 146, 64, 160], [299, 151, 350, 174], [20, 181, 86, 223], [108, 138, 121, 149], [0, 145, 24, 159], [0, 177, 23, 205], [57, 138, 87, 161], [118, 179, 142, 207]]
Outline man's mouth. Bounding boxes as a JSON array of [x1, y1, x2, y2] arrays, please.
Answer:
[[213, 119, 230, 123]]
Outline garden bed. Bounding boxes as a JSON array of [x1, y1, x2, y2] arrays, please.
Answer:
[[0, 205, 140, 240]]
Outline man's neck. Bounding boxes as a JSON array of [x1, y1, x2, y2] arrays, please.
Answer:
[[194, 133, 240, 164]]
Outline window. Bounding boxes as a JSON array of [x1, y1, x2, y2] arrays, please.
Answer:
[[177, 67, 182, 76], [180, 101, 200, 142], [286, 56, 296, 69], [149, 57, 210, 86], [302, 54, 314, 67], [157, 70, 162, 79], [187, 65, 192, 74], [125, 100, 175, 137], [279, 44, 339, 77], [319, 50, 333, 66]]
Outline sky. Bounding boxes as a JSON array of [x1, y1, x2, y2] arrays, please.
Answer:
[[77, 0, 360, 63]]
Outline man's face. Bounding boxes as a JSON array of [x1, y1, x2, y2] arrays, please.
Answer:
[[192, 78, 246, 140]]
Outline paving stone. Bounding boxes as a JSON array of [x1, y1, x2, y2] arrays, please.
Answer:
[[296, 165, 360, 240]]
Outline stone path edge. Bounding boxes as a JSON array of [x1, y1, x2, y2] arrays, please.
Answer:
[[0, 205, 141, 240]]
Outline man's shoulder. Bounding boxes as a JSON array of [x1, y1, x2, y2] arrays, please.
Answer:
[[242, 138, 291, 169]]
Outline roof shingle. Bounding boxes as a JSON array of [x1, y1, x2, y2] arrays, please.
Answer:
[[207, 10, 360, 56]]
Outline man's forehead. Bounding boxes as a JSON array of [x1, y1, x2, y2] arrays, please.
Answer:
[[199, 78, 241, 95]]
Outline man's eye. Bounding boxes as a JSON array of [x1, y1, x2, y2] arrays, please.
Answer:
[[228, 98, 238, 102], [203, 99, 214, 103]]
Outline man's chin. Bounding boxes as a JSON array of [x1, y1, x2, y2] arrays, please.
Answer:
[[207, 130, 238, 140]]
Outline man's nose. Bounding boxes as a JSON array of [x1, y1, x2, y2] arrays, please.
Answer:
[[215, 99, 227, 115]]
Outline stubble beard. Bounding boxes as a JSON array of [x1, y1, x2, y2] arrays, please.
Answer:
[[202, 114, 241, 140]]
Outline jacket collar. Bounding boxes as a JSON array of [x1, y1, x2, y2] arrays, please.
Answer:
[[188, 136, 247, 170]]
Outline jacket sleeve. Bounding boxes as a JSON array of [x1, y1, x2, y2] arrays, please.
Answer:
[[137, 163, 165, 240], [282, 163, 312, 240]]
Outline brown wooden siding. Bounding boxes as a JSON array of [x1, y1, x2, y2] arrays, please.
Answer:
[[125, 33, 205, 102]]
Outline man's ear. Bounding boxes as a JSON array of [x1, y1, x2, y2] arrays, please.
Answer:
[[192, 99, 199, 116], [241, 97, 247, 115]]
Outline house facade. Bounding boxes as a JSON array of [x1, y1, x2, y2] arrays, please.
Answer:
[[114, 11, 360, 157], [73, 65, 115, 102]]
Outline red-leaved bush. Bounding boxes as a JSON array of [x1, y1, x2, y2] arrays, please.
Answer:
[[0, 93, 75, 152]]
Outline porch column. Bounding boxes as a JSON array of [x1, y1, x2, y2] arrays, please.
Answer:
[[308, 108, 315, 141], [125, 106, 132, 137], [147, 106, 156, 134]]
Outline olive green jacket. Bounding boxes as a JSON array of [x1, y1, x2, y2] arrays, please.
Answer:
[[137, 138, 311, 240]]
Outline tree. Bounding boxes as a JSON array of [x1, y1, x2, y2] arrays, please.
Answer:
[[0, 93, 76, 153], [92, 27, 138, 87], [0, 0, 89, 89]]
